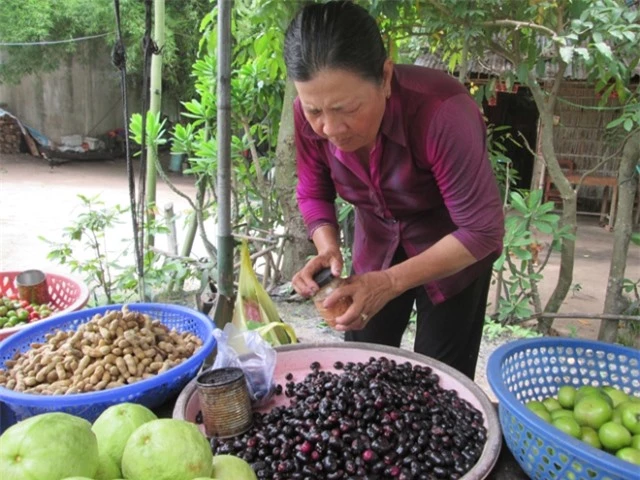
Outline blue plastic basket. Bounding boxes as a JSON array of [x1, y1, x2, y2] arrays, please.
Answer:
[[487, 337, 640, 480], [0, 303, 215, 431]]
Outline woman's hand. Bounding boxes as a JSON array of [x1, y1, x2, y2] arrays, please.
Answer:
[[325, 270, 397, 331], [291, 250, 343, 298]]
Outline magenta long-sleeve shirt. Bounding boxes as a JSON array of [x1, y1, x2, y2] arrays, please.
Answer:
[[295, 65, 504, 304]]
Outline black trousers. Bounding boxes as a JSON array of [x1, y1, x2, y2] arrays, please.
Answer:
[[345, 247, 492, 380]]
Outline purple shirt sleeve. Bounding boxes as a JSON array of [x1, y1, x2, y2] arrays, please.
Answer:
[[424, 94, 504, 260], [293, 99, 339, 237]]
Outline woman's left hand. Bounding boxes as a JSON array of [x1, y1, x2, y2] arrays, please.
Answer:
[[323, 271, 397, 331]]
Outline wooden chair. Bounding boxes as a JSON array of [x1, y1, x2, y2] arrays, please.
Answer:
[[543, 159, 575, 205]]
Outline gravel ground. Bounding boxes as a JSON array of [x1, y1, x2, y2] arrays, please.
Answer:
[[273, 296, 516, 402]]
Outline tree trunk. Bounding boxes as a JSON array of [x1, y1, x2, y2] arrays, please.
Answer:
[[599, 133, 640, 342], [526, 70, 578, 335], [274, 79, 315, 280], [145, 0, 165, 246]]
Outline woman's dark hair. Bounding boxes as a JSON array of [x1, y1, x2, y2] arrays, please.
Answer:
[[284, 1, 387, 84]]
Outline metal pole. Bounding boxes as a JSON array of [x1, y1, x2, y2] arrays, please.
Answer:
[[214, 0, 234, 329]]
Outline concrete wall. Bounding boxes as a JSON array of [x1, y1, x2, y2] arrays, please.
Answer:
[[0, 39, 134, 144]]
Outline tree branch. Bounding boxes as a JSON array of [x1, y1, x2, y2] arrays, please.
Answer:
[[482, 19, 557, 39]]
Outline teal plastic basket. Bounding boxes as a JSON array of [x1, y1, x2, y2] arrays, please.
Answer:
[[487, 337, 639, 480], [0, 303, 215, 432]]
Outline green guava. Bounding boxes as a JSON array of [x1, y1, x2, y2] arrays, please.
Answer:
[[211, 455, 258, 480], [95, 450, 122, 480], [0, 412, 99, 480], [91, 402, 157, 469], [121, 419, 213, 480]]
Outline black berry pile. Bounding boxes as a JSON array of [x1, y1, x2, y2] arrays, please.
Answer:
[[210, 356, 487, 479]]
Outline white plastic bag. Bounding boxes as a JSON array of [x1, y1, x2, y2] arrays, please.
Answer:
[[211, 323, 277, 405]]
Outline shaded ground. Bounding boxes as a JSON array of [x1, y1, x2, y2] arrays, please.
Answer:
[[1, 152, 639, 398]]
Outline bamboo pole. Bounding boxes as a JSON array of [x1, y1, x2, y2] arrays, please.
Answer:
[[213, 0, 234, 330], [145, 0, 164, 246]]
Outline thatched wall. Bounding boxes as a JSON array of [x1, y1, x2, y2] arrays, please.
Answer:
[[549, 81, 625, 208]]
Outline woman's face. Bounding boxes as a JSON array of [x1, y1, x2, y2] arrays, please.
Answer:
[[294, 61, 393, 153]]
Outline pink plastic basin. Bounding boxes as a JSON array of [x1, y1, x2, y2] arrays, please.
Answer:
[[174, 342, 502, 480]]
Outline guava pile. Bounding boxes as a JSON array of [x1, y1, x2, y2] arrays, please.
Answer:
[[0, 402, 257, 480], [525, 384, 640, 466]]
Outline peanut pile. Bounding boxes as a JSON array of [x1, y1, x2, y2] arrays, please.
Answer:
[[0, 306, 203, 395]]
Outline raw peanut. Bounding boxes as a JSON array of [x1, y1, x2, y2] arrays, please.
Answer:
[[126, 376, 140, 384], [55, 363, 67, 380], [101, 370, 111, 384], [158, 341, 175, 353], [140, 357, 152, 367], [103, 353, 116, 365], [136, 362, 145, 377], [116, 338, 130, 349], [77, 355, 91, 371], [46, 370, 58, 384], [95, 380, 108, 390], [67, 386, 79, 394], [133, 347, 146, 361], [109, 318, 119, 333], [112, 347, 123, 356], [123, 354, 137, 376], [90, 372, 101, 385], [123, 347, 133, 356], [149, 361, 163, 372], [81, 362, 98, 379], [5, 360, 16, 368], [116, 326, 124, 338], [7, 379, 16, 389], [108, 365, 119, 377], [107, 380, 125, 389], [158, 360, 172, 374], [35, 364, 56, 383], [98, 345, 111, 356], [142, 373, 155, 380], [115, 357, 130, 378], [24, 376, 38, 387]]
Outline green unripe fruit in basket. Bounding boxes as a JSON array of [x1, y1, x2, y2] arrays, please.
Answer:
[[631, 434, 640, 450], [616, 447, 640, 466], [121, 419, 213, 480], [550, 409, 574, 421], [580, 426, 602, 450], [552, 416, 581, 439], [573, 394, 613, 430], [557, 385, 577, 409], [91, 402, 158, 472], [600, 386, 629, 408], [525, 400, 551, 422], [0, 412, 99, 480], [598, 421, 632, 452], [619, 401, 640, 435], [575, 386, 602, 404], [542, 397, 563, 412]]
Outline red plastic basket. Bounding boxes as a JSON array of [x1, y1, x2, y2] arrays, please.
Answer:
[[0, 271, 89, 341]]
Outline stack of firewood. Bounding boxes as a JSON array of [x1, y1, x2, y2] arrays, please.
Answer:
[[0, 115, 22, 153]]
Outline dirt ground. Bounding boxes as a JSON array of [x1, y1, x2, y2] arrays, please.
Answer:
[[1, 151, 639, 397]]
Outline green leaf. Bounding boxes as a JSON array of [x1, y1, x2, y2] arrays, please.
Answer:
[[509, 192, 528, 214], [559, 46, 574, 63], [594, 41, 613, 59]]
